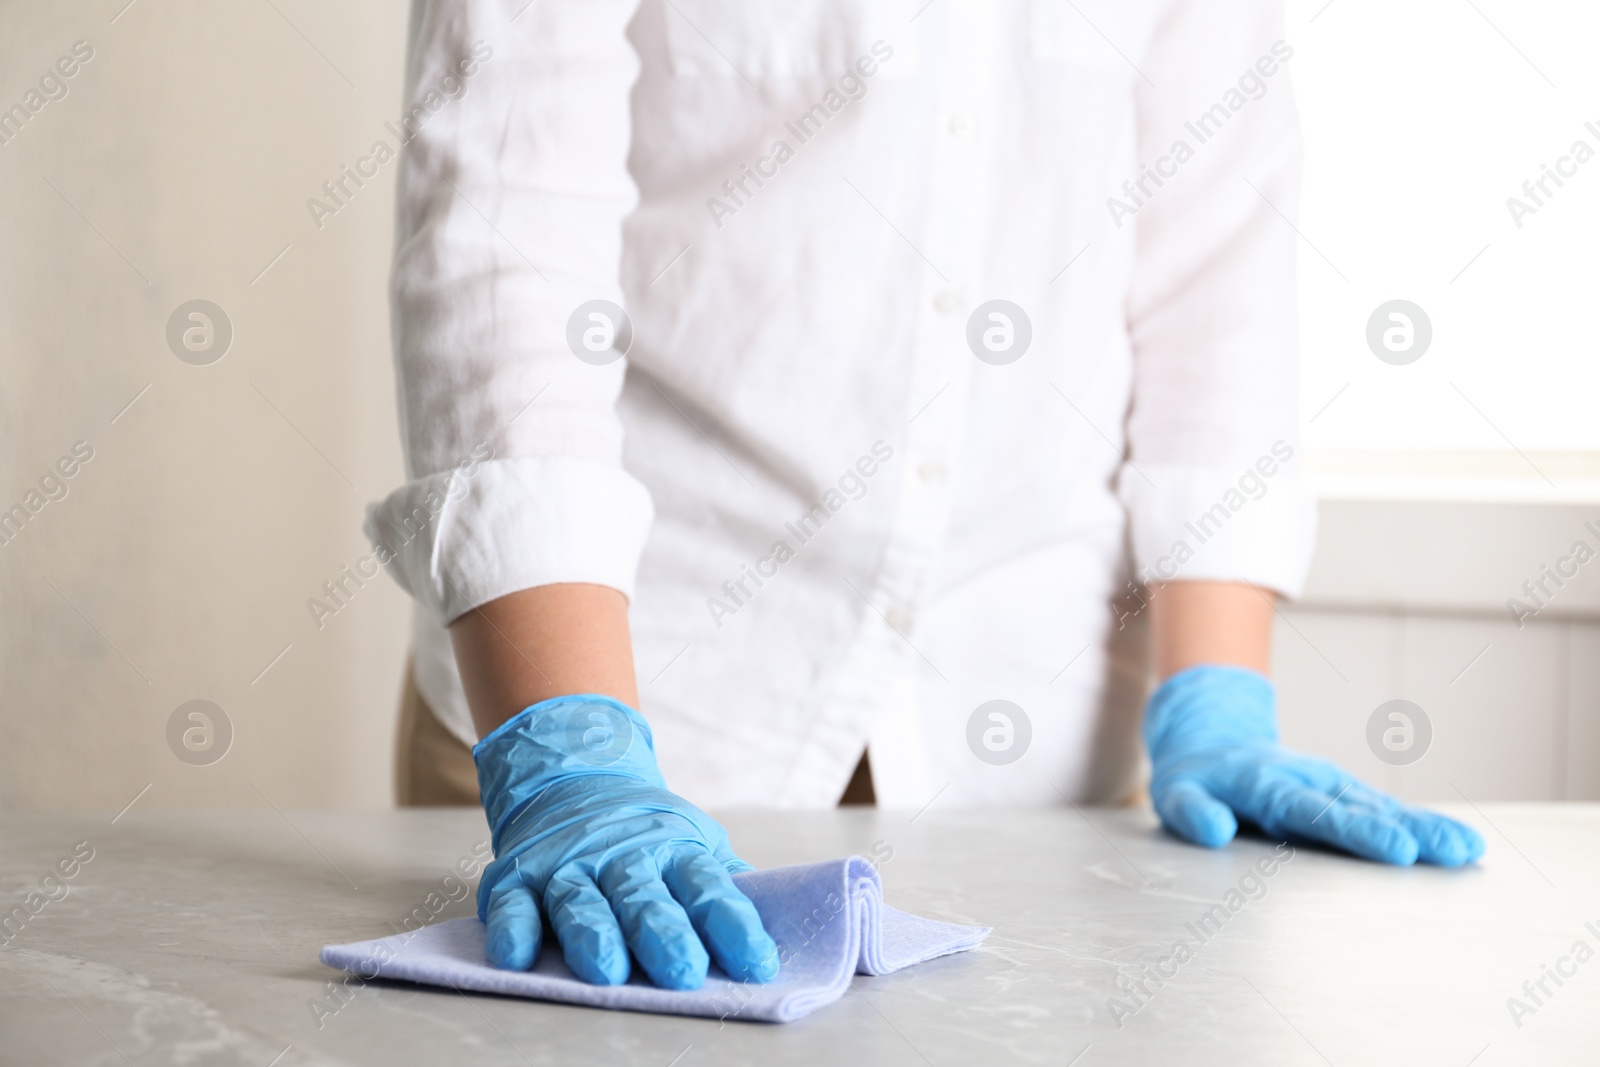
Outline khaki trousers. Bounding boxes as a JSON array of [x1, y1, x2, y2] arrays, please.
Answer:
[[393, 666, 876, 808], [394, 665, 480, 807]]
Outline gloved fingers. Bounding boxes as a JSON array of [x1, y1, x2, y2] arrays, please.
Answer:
[[663, 848, 779, 983], [1258, 782, 1420, 865], [1151, 779, 1238, 848], [544, 865, 631, 985], [1286, 757, 1363, 797], [598, 851, 711, 990], [484, 880, 541, 971], [1294, 776, 1481, 866], [1329, 774, 1486, 864], [1332, 777, 1406, 819], [1396, 807, 1486, 867]]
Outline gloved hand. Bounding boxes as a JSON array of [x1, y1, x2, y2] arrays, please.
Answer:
[[473, 694, 779, 989], [1145, 665, 1485, 866]]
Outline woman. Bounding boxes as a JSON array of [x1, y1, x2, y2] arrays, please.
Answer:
[[369, 0, 1483, 990]]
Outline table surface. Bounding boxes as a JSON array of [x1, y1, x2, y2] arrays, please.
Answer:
[[1, 805, 1596, 1065]]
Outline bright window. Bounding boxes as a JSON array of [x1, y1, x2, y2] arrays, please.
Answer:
[[1289, 0, 1600, 499]]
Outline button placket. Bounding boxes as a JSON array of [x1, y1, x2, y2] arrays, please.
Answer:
[[868, 0, 995, 633], [786, 3, 1002, 805]]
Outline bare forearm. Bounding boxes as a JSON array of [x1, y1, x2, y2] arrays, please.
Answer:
[[1149, 580, 1275, 681], [449, 583, 638, 739]]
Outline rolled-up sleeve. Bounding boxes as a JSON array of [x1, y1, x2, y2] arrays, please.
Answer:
[[1117, 0, 1317, 598], [366, 0, 653, 623]]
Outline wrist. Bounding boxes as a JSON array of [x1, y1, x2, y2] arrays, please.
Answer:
[[450, 583, 639, 739], [473, 693, 661, 830], [1149, 580, 1275, 679], [1144, 664, 1277, 757]]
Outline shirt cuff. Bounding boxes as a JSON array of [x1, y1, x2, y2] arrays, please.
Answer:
[[364, 456, 655, 624], [1118, 460, 1318, 598]]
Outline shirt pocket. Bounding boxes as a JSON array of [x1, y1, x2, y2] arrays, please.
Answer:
[[661, 0, 921, 82], [1027, 0, 1141, 72]]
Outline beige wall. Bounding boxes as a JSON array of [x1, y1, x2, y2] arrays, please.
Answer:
[[0, 1, 414, 809]]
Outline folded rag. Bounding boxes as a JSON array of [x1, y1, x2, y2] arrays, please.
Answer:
[[320, 856, 988, 1023]]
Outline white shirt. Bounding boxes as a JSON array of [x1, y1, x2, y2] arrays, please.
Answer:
[[368, 0, 1317, 810]]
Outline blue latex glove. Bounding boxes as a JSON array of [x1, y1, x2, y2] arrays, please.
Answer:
[[473, 694, 779, 989], [1145, 665, 1485, 866]]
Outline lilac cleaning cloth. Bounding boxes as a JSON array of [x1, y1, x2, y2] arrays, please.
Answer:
[[320, 856, 988, 1023]]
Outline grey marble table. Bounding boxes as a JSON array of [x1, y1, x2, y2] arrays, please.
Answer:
[[1, 805, 1595, 1065]]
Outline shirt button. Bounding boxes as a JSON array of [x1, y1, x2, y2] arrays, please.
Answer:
[[885, 607, 915, 634], [918, 459, 947, 483], [932, 290, 962, 314], [947, 112, 976, 138]]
